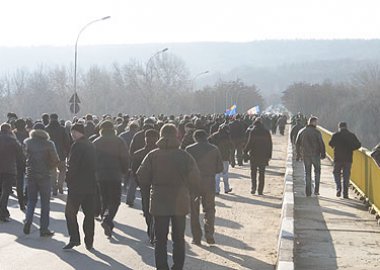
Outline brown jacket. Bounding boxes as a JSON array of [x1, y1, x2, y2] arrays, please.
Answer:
[[137, 136, 201, 216]]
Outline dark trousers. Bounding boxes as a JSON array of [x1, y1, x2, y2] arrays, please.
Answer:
[[16, 169, 25, 208], [190, 191, 215, 242], [51, 160, 66, 192], [333, 161, 352, 196], [230, 140, 244, 166], [99, 181, 121, 228], [250, 163, 266, 194], [141, 185, 153, 239], [65, 192, 95, 245], [154, 215, 186, 270], [0, 174, 14, 219]]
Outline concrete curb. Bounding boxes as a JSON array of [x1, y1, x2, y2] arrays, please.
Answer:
[[276, 135, 295, 270]]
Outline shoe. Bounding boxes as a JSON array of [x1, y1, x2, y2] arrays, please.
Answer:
[[63, 242, 80, 250], [58, 187, 64, 194], [40, 229, 55, 237], [23, 222, 31, 234], [101, 222, 112, 237], [192, 239, 202, 246], [238, 163, 243, 166], [0, 216, 10, 222], [85, 243, 93, 251], [251, 189, 256, 195], [52, 191, 58, 196], [336, 191, 341, 197], [126, 202, 134, 207], [206, 238, 216, 245], [258, 192, 263, 195], [314, 192, 320, 196], [343, 195, 349, 199], [20, 205, 26, 211], [224, 188, 232, 194]]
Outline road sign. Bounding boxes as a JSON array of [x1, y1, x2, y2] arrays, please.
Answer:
[[69, 93, 81, 104], [70, 103, 80, 114]]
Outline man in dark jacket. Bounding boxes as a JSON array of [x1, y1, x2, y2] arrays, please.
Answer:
[[23, 123, 59, 236], [63, 123, 97, 250], [13, 119, 28, 210], [209, 124, 233, 194], [186, 130, 223, 245], [93, 120, 129, 237], [329, 122, 361, 198], [296, 116, 326, 197], [0, 123, 24, 222], [137, 124, 201, 270], [290, 119, 304, 146], [119, 122, 139, 199], [243, 118, 273, 195], [229, 115, 246, 167], [131, 129, 159, 243], [180, 122, 196, 150], [45, 113, 70, 195]]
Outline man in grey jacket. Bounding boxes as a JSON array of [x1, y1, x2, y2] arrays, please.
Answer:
[[296, 116, 326, 196], [137, 124, 201, 270]]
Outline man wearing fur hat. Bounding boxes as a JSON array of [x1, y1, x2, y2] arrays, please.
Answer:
[[93, 120, 129, 237], [23, 123, 59, 236], [63, 123, 97, 250], [137, 123, 201, 270]]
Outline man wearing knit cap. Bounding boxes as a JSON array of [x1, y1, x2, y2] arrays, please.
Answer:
[[93, 120, 129, 237], [137, 123, 201, 270], [63, 123, 96, 250]]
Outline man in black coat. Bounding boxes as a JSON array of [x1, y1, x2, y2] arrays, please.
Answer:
[[229, 115, 246, 167], [244, 118, 273, 195], [329, 122, 361, 198], [0, 123, 25, 222], [63, 123, 97, 250], [186, 130, 223, 245], [94, 120, 129, 237], [45, 113, 70, 195]]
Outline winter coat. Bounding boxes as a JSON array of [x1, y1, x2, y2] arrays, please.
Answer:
[[229, 120, 245, 141], [0, 131, 25, 176], [186, 140, 223, 194], [119, 129, 138, 148], [329, 129, 361, 163], [137, 136, 201, 216], [208, 130, 233, 161], [290, 123, 304, 144], [24, 129, 60, 179], [65, 136, 96, 194], [93, 129, 130, 181], [296, 125, 326, 158], [180, 130, 195, 150], [84, 121, 96, 138], [45, 120, 70, 161], [130, 127, 151, 156], [244, 122, 273, 166]]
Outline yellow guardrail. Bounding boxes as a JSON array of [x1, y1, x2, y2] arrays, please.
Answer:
[[319, 126, 380, 216]]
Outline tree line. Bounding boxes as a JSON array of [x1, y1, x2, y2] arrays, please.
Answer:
[[282, 66, 380, 149], [0, 53, 263, 121]]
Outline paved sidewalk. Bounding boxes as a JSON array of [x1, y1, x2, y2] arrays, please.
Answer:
[[0, 131, 288, 270], [293, 158, 380, 270]]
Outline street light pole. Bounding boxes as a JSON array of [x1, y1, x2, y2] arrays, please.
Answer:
[[73, 16, 111, 114], [145, 48, 168, 81]]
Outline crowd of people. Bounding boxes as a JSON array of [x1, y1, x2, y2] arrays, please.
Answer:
[[0, 111, 287, 269]]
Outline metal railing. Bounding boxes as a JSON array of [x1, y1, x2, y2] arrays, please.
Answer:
[[319, 126, 380, 216]]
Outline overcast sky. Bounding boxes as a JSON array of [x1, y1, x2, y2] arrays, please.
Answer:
[[1, 0, 380, 46]]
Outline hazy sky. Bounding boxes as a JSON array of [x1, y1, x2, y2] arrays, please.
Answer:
[[2, 0, 380, 46]]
